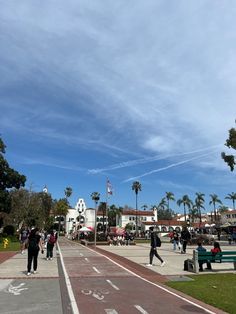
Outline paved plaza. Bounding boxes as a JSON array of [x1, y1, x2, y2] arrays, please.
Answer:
[[0, 238, 234, 314]]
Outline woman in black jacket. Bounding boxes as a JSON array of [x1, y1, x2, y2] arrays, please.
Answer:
[[27, 228, 44, 276]]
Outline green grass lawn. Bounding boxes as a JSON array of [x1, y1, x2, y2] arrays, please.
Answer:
[[166, 273, 236, 314], [0, 240, 20, 252]]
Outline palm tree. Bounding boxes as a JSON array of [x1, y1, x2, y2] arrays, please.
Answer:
[[195, 192, 205, 223], [165, 192, 175, 211], [91, 192, 100, 246], [132, 181, 142, 237], [189, 204, 199, 223], [141, 204, 148, 211], [157, 197, 167, 210], [64, 186, 72, 200], [155, 197, 167, 220], [225, 192, 236, 210], [209, 194, 222, 222], [177, 195, 193, 222], [55, 198, 69, 234]]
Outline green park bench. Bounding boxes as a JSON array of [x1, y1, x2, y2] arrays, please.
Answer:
[[191, 250, 236, 273]]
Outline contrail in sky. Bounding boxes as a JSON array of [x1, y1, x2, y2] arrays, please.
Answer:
[[123, 150, 217, 183], [88, 145, 221, 174]]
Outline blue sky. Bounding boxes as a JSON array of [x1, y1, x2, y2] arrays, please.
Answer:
[[1, 1, 236, 212]]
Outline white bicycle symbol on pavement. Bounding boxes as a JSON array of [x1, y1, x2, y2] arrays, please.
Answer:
[[81, 288, 110, 301]]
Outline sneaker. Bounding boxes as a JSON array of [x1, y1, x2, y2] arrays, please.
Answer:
[[146, 264, 153, 266], [46, 258, 49, 261], [33, 271, 37, 274], [50, 258, 52, 260], [27, 272, 31, 276], [161, 261, 166, 267]]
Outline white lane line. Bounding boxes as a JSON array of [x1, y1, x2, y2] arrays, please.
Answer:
[[57, 242, 79, 314], [105, 310, 118, 314], [134, 305, 149, 314], [84, 245, 216, 314], [93, 266, 101, 273], [84, 258, 89, 262], [106, 279, 120, 291]]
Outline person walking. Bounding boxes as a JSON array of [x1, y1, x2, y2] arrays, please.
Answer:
[[27, 228, 44, 276], [172, 231, 180, 251], [180, 226, 191, 254], [147, 227, 165, 267], [46, 230, 56, 260], [19, 226, 29, 254]]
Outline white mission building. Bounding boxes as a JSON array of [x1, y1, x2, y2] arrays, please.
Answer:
[[66, 198, 98, 234]]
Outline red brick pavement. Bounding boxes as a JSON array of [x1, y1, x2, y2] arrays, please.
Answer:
[[0, 251, 17, 264], [95, 246, 168, 284]]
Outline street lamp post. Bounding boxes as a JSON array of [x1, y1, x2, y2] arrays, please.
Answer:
[[94, 204, 97, 248], [91, 192, 100, 248]]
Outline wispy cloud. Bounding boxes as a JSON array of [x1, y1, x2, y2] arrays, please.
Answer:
[[123, 151, 217, 183], [1, 1, 236, 207], [88, 145, 221, 174]]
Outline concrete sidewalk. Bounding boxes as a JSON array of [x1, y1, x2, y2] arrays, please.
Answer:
[[0, 250, 59, 278], [0, 249, 64, 314], [97, 241, 236, 278]]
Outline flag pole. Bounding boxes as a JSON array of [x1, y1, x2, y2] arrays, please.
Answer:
[[105, 178, 108, 236]]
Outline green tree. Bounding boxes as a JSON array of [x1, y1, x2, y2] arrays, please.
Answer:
[[108, 204, 123, 227], [177, 195, 193, 222], [98, 201, 107, 232], [165, 192, 175, 212], [222, 124, 236, 171], [54, 198, 69, 233], [189, 204, 199, 223], [9, 188, 54, 229], [209, 194, 222, 222], [225, 192, 236, 210], [0, 137, 26, 225], [132, 181, 142, 236], [152, 198, 174, 220], [195, 192, 205, 223]]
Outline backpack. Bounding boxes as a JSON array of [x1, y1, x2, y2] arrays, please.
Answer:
[[28, 237, 38, 250], [184, 259, 194, 271], [156, 236, 161, 247], [49, 234, 56, 244]]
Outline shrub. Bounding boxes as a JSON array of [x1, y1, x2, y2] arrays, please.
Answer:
[[3, 225, 15, 236]]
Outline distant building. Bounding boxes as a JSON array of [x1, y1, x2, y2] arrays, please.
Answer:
[[65, 198, 86, 234]]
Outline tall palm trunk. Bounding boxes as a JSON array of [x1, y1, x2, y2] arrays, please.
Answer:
[[135, 193, 138, 236]]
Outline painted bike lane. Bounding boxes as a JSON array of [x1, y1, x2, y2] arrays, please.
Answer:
[[58, 239, 226, 314]]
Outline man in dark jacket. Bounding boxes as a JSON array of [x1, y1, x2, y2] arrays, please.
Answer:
[[147, 227, 165, 267], [180, 226, 191, 254]]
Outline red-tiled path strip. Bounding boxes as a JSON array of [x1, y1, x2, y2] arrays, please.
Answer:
[[95, 245, 168, 284], [90, 245, 227, 314], [0, 251, 17, 264]]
